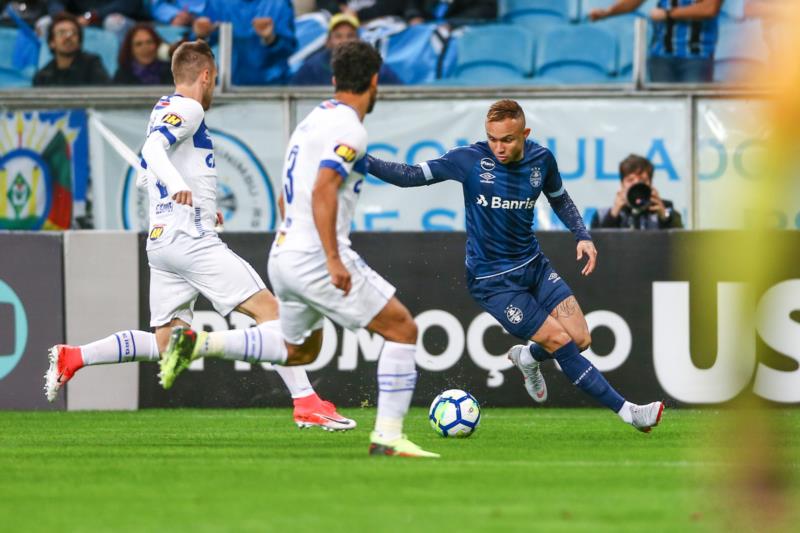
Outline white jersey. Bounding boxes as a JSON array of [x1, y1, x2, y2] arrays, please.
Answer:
[[141, 94, 217, 250], [270, 99, 368, 257]]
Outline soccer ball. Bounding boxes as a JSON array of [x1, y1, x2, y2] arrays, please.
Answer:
[[428, 389, 481, 438]]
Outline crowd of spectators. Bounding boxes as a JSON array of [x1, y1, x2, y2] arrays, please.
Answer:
[[7, 1, 740, 87]]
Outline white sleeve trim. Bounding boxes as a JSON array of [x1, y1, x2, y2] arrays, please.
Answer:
[[419, 161, 434, 181], [547, 185, 565, 198]]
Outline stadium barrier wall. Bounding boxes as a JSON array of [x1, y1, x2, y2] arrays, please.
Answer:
[[2, 230, 798, 410], [5, 92, 791, 235]]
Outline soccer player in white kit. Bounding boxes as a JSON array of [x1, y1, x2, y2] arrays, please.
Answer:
[[44, 41, 354, 431], [268, 42, 438, 457]]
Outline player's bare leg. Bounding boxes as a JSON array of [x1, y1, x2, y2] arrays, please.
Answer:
[[365, 297, 439, 458]]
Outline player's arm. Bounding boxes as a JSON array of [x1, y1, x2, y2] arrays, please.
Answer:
[[366, 148, 467, 188], [589, 0, 645, 21], [543, 152, 597, 276], [312, 168, 351, 295], [140, 101, 203, 205]]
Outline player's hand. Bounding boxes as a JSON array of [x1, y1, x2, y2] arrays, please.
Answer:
[[577, 240, 597, 276], [649, 187, 668, 221], [650, 8, 668, 21], [327, 258, 352, 296], [215, 210, 224, 226], [588, 8, 608, 21], [252, 17, 275, 44], [193, 17, 215, 38], [173, 190, 193, 206]]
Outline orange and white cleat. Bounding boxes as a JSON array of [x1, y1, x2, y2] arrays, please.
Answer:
[[293, 394, 356, 431], [44, 344, 84, 402]]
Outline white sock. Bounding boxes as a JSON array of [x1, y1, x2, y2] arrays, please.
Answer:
[[273, 365, 315, 399], [520, 344, 536, 367], [375, 341, 417, 440], [617, 401, 635, 423], [195, 320, 288, 364], [80, 330, 159, 365]]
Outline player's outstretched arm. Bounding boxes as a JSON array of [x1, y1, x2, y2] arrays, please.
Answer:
[[141, 132, 193, 205], [366, 155, 444, 188]]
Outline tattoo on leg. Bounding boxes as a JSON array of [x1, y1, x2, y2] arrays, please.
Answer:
[[551, 297, 578, 319]]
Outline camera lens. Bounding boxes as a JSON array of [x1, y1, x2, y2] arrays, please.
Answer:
[[627, 182, 652, 210]]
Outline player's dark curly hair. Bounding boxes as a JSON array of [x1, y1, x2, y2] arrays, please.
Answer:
[[332, 41, 382, 94], [619, 154, 654, 180]]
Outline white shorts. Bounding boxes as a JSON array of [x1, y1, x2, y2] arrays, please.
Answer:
[[148, 234, 266, 327], [268, 248, 395, 344]]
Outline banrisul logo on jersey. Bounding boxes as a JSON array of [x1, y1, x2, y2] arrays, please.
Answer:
[[0, 111, 88, 230], [123, 129, 276, 231]]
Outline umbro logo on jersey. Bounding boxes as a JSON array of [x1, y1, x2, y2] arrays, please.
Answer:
[[161, 113, 184, 127], [476, 194, 489, 206], [548, 272, 561, 283], [479, 172, 495, 183]]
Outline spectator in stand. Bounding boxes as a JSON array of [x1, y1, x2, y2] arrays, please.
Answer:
[[113, 24, 173, 85], [38, 1, 147, 39], [33, 11, 110, 86], [317, 0, 426, 25], [590, 0, 722, 83], [192, 0, 297, 85], [291, 13, 403, 85], [421, 0, 497, 26], [590, 154, 683, 229], [150, 0, 205, 27]]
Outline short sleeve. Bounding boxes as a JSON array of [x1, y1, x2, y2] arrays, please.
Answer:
[[148, 97, 204, 147], [419, 146, 473, 184], [319, 122, 367, 179], [543, 150, 565, 198]]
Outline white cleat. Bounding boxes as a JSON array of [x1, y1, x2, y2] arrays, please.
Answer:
[[43, 346, 61, 402], [507, 344, 548, 404], [630, 401, 665, 433]]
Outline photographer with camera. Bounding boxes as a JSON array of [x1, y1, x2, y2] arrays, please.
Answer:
[[591, 154, 683, 230]]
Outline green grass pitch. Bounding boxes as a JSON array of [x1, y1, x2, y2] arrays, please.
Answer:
[[1, 408, 798, 532]]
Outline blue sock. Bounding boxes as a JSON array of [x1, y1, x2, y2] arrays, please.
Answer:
[[553, 341, 625, 412], [527, 343, 551, 362]]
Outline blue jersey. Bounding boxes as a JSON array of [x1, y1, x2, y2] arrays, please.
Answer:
[[421, 140, 567, 278], [650, 0, 719, 59]]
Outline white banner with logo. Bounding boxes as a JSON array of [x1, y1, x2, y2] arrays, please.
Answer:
[[296, 98, 691, 231], [89, 102, 284, 231], [696, 98, 800, 229]]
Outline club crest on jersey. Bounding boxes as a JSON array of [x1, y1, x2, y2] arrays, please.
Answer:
[[161, 113, 184, 127], [334, 143, 357, 163], [506, 305, 524, 324], [530, 167, 543, 188], [479, 172, 495, 184], [149, 225, 165, 240], [480, 158, 496, 171]]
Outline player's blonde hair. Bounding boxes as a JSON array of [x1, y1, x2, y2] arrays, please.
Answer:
[[171, 40, 215, 85], [487, 99, 526, 125]]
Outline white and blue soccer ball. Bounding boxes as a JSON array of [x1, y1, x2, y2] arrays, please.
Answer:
[[428, 389, 481, 438]]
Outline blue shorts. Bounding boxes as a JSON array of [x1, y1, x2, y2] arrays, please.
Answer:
[[466, 255, 573, 341]]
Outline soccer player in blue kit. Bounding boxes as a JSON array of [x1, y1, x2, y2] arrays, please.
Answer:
[[367, 100, 664, 432]]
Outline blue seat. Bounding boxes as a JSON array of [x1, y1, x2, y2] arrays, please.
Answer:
[[500, 0, 574, 30], [154, 24, 188, 44], [714, 19, 768, 82], [39, 27, 119, 75], [536, 25, 617, 83], [453, 24, 535, 82], [289, 12, 329, 75], [0, 67, 32, 88], [0, 27, 18, 70]]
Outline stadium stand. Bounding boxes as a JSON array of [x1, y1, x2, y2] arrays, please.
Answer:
[[535, 25, 617, 83], [288, 11, 329, 76], [452, 24, 534, 85], [499, 0, 575, 29], [38, 26, 121, 78], [0, 27, 34, 87], [714, 18, 769, 82]]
